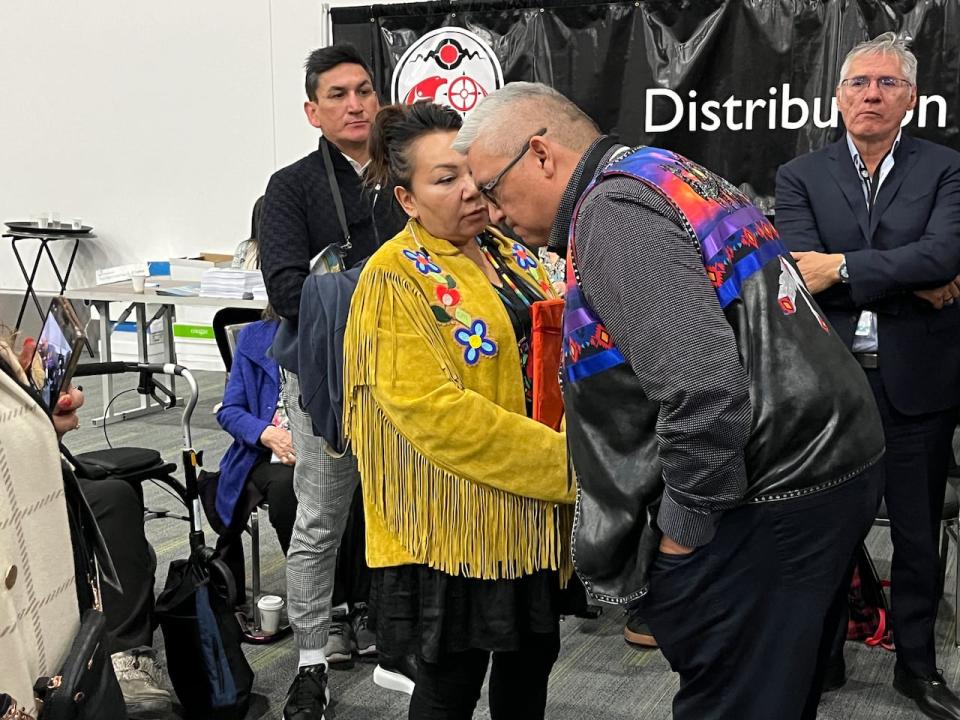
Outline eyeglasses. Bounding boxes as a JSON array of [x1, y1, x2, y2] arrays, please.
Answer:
[[478, 127, 547, 208], [839, 76, 913, 94]]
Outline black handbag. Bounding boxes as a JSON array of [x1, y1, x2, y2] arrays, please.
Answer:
[[33, 610, 126, 720], [32, 469, 129, 720]]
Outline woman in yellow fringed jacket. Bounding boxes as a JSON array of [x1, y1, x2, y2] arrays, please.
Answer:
[[343, 102, 574, 719]]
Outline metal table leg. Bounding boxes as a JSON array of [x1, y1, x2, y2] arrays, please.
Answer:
[[11, 236, 48, 330], [95, 300, 114, 424], [91, 300, 181, 426]]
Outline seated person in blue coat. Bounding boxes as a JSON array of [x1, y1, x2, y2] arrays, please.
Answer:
[[212, 307, 372, 660], [215, 312, 297, 599]]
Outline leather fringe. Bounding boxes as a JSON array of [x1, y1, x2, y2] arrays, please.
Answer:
[[344, 269, 573, 581]]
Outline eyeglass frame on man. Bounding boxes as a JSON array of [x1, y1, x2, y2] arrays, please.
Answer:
[[478, 127, 548, 208], [839, 75, 914, 94]]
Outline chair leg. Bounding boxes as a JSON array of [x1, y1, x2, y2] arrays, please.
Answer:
[[251, 508, 261, 629]]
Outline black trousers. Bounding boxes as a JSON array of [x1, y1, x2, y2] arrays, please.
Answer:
[[866, 369, 958, 677], [639, 466, 882, 720], [332, 481, 371, 608], [79, 476, 156, 656], [217, 459, 370, 607], [218, 459, 297, 601], [408, 629, 560, 720]]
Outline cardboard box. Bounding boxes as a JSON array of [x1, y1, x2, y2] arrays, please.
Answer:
[[110, 319, 168, 362], [173, 322, 224, 372], [169, 253, 234, 282]]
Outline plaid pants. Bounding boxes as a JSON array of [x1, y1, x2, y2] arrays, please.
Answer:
[[282, 370, 361, 650]]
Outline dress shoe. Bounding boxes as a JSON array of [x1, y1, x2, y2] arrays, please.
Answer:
[[893, 666, 960, 719], [623, 619, 658, 649]]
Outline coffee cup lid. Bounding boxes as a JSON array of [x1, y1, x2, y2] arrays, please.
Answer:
[[257, 594, 284, 610]]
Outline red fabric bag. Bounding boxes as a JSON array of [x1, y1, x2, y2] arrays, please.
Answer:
[[531, 298, 565, 430]]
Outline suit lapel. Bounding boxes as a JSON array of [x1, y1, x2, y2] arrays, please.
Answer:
[[869, 135, 920, 237], [826, 139, 871, 244]]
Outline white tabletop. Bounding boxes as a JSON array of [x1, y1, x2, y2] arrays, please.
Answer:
[[64, 279, 267, 309]]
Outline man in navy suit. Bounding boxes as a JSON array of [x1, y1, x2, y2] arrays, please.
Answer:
[[777, 32, 960, 719]]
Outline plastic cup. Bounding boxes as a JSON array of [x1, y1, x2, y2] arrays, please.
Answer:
[[70, 217, 83, 230], [130, 272, 146, 293], [257, 595, 284, 635]]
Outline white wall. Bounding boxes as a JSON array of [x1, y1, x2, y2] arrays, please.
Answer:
[[0, 0, 333, 293]]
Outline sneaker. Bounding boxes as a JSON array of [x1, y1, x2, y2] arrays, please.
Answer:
[[111, 647, 173, 719], [374, 655, 417, 696], [352, 604, 377, 661], [283, 664, 330, 720], [623, 619, 658, 649], [323, 609, 355, 664]]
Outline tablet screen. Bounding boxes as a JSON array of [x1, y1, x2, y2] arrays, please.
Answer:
[[34, 298, 84, 410]]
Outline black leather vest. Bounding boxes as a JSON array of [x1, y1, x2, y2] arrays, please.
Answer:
[[562, 148, 884, 604]]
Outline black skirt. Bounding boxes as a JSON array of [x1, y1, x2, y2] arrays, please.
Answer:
[[368, 565, 567, 663]]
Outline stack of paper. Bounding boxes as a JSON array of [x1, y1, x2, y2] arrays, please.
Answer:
[[199, 268, 266, 300], [96, 263, 148, 285]]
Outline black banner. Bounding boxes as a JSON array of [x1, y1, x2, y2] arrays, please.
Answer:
[[332, 0, 959, 201]]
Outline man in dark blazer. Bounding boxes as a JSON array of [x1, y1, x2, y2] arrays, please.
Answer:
[[776, 32, 960, 720]]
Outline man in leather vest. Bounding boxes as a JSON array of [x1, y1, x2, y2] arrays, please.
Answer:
[[777, 33, 960, 719], [456, 82, 885, 719]]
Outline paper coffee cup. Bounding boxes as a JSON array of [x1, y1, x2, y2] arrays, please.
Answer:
[[130, 273, 146, 293], [257, 594, 284, 635]]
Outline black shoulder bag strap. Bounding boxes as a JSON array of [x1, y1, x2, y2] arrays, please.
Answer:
[[320, 138, 353, 255]]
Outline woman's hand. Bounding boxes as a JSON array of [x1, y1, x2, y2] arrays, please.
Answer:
[[260, 425, 295, 465], [52, 385, 84, 438]]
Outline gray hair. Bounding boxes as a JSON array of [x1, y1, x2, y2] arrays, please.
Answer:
[[840, 31, 917, 85], [453, 81, 599, 156]]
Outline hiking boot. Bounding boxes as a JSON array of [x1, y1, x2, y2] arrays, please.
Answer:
[[374, 654, 417, 696], [283, 664, 330, 720], [352, 604, 377, 661], [323, 609, 355, 664], [111, 647, 172, 719]]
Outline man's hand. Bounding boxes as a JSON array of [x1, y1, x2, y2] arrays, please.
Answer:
[[914, 275, 960, 310], [260, 425, 295, 465], [52, 386, 84, 439], [791, 251, 845, 294], [659, 535, 695, 556]]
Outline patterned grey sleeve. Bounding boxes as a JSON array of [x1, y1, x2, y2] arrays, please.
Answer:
[[574, 177, 752, 548]]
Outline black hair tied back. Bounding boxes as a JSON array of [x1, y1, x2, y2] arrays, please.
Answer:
[[365, 102, 463, 191]]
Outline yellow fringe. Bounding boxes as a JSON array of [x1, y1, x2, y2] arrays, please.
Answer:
[[351, 388, 572, 581], [344, 267, 573, 582]]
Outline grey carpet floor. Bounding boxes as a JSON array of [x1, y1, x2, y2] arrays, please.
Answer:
[[65, 369, 955, 719]]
